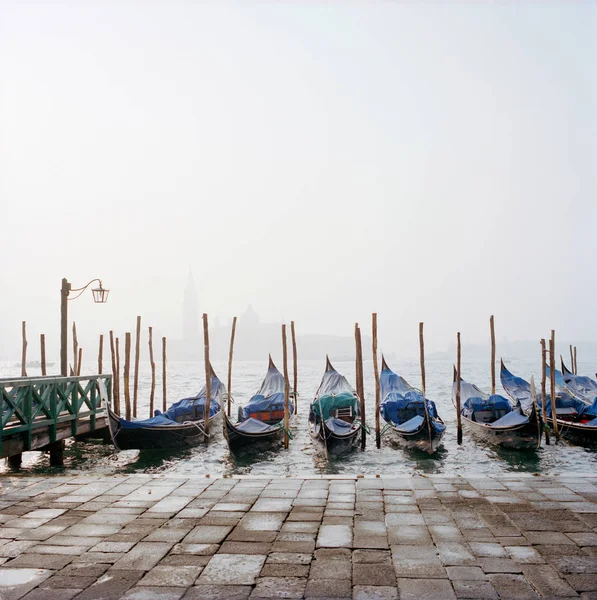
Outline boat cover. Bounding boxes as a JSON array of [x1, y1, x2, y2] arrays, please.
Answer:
[[241, 392, 293, 420], [324, 417, 354, 435], [501, 366, 597, 420], [462, 394, 513, 421], [491, 411, 529, 428], [562, 373, 597, 404], [239, 362, 292, 421], [500, 364, 532, 412], [154, 370, 224, 422], [380, 364, 444, 434], [393, 415, 425, 433], [235, 417, 279, 434], [312, 391, 359, 421], [120, 414, 180, 429]]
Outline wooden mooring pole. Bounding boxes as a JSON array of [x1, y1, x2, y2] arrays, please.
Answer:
[[21, 321, 27, 377], [148, 327, 156, 418], [419, 322, 432, 449], [540, 338, 550, 445], [133, 316, 141, 418], [355, 323, 366, 449], [116, 337, 121, 413], [40, 334, 46, 376], [203, 314, 211, 440], [110, 331, 120, 413], [372, 313, 380, 448], [98, 334, 103, 374], [549, 330, 560, 442], [291, 320, 298, 414], [77, 348, 83, 376], [574, 346, 578, 375], [490, 315, 496, 394], [227, 316, 237, 417], [72, 322, 78, 377], [570, 345, 574, 374], [162, 337, 167, 412], [456, 331, 462, 445], [282, 324, 290, 449], [124, 332, 131, 420]]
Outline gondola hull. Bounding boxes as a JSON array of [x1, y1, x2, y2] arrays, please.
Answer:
[[107, 405, 221, 450], [462, 414, 540, 449], [309, 420, 361, 451], [383, 420, 445, 453], [224, 410, 295, 450], [547, 417, 597, 446]]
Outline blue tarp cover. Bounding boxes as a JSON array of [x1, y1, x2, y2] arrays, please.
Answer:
[[312, 392, 359, 421], [325, 418, 353, 434], [235, 418, 278, 434], [491, 411, 529, 428], [500, 364, 531, 412], [379, 364, 444, 434], [242, 392, 293, 420], [462, 394, 513, 421], [164, 395, 220, 421], [120, 414, 179, 430], [393, 415, 425, 433]]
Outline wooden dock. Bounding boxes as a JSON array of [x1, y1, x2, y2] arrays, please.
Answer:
[[0, 374, 111, 466]]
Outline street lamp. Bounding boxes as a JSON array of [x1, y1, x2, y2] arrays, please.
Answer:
[[61, 278, 109, 376]]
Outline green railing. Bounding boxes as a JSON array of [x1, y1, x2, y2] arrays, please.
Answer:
[[0, 374, 112, 455]]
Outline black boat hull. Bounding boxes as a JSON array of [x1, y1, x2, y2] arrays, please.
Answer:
[[107, 405, 221, 450], [462, 414, 540, 449], [548, 417, 597, 446], [383, 419, 445, 453], [224, 409, 295, 450], [309, 420, 361, 452]]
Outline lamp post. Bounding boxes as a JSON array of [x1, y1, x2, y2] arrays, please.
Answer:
[[60, 278, 109, 376]]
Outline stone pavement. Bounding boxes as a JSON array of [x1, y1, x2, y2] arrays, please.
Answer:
[[0, 474, 596, 599]]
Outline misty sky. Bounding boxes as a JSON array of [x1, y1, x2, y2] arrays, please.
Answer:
[[1, 2, 595, 359]]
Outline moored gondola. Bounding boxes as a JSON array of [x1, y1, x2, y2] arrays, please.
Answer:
[[379, 356, 445, 453], [454, 366, 540, 449], [308, 357, 362, 452], [503, 362, 597, 446], [107, 366, 224, 450], [224, 356, 294, 450]]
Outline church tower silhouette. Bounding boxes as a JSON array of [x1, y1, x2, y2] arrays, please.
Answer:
[[183, 268, 200, 343]]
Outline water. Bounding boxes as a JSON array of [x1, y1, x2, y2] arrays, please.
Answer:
[[2, 358, 596, 477]]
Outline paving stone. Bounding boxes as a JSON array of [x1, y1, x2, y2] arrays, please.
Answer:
[[112, 542, 173, 571], [250, 576, 306, 598], [550, 555, 597, 574], [0, 567, 53, 600], [145, 528, 191, 543], [316, 525, 352, 548], [303, 578, 352, 598], [172, 543, 219, 555], [436, 542, 477, 566], [6, 553, 73, 569], [219, 541, 272, 554], [197, 553, 266, 585], [352, 586, 398, 600], [139, 565, 202, 586], [121, 587, 186, 600], [60, 562, 112, 577], [504, 545, 543, 563], [487, 573, 539, 599], [391, 545, 446, 578], [352, 562, 396, 586], [72, 551, 125, 563], [452, 580, 499, 599], [314, 548, 351, 561], [397, 577, 456, 599], [569, 533, 597, 546], [160, 555, 211, 567], [352, 549, 391, 564], [521, 563, 578, 597], [260, 563, 309, 577], [91, 541, 137, 553], [75, 569, 145, 600], [387, 526, 432, 545], [479, 558, 521, 573], [469, 542, 507, 558], [566, 574, 597, 592], [266, 552, 312, 565], [28, 544, 89, 555], [446, 566, 487, 580], [309, 559, 351, 580], [21, 589, 82, 600], [183, 526, 233, 544], [525, 530, 576, 544]]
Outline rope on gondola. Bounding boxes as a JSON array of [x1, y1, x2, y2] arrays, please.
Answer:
[[183, 420, 210, 438], [278, 424, 294, 440]]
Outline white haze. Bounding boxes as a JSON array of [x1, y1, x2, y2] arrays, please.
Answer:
[[0, 2, 596, 360]]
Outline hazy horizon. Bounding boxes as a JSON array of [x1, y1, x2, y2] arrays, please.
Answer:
[[1, 2, 595, 362]]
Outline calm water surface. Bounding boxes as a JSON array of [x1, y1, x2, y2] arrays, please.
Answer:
[[2, 358, 596, 477]]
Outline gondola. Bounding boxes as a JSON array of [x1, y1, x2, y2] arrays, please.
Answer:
[[510, 364, 597, 446], [379, 356, 445, 453], [224, 356, 294, 450], [308, 357, 362, 451], [453, 366, 540, 449], [560, 360, 597, 406], [107, 366, 224, 450]]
